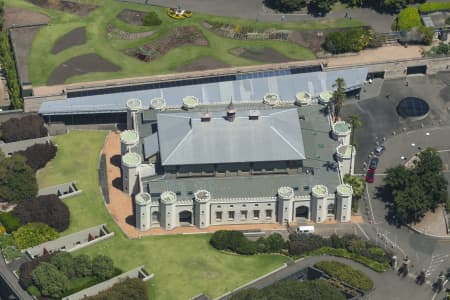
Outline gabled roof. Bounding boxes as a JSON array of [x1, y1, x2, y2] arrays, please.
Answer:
[[157, 108, 305, 166]]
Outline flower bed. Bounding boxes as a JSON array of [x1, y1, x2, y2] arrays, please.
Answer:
[[167, 8, 192, 20]]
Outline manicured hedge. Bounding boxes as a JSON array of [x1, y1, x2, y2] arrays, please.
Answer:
[[419, 2, 450, 13], [314, 260, 374, 291], [397, 7, 422, 30]]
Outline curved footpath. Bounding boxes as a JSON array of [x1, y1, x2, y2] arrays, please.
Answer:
[[218, 255, 433, 300]]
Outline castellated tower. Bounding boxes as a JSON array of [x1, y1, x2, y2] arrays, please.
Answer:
[[160, 191, 177, 230], [126, 98, 143, 130], [336, 184, 353, 222], [311, 185, 328, 223], [121, 152, 141, 195], [120, 130, 139, 155], [194, 190, 211, 229], [277, 186, 294, 225], [135, 192, 152, 231]]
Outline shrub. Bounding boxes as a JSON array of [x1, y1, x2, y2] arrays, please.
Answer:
[[92, 255, 115, 280], [419, 2, 450, 13], [0, 154, 38, 202], [324, 28, 372, 54], [288, 233, 329, 255], [0, 115, 47, 143], [13, 222, 59, 249], [31, 262, 69, 298], [0, 212, 21, 233], [84, 278, 147, 300], [142, 11, 162, 26], [3, 245, 22, 261], [16, 143, 57, 171], [50, 252, 75, 278], [0, 233, 15, 249], [19, 254, 53, 288], [210, 230, 246, 251], [74, 254, 92, 277], [210, 231, 286, 255], [314, 261, 374, 291], [13, 194, 70, 232], [265, 233, 287, 253], [235, 238, 257, 255], [397, 7, 421, 30]]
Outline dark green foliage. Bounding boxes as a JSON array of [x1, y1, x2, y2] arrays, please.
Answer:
[[31, 262, 69, 298], [16, 142, 57, 171], [397, 7, 421, 30], [314, 261, 374, 291], [446, 17, 450, 25], [73, 254, 92, 277], [13, 222, 59, 249], [231, 279, 346, 300], [341, 0, 423, 13], [18, 254, 53, 288], [0, 154, 38, 202], [324, 28, 372, 54], [0, 212, 21, 232], [142, 11, 162, 26], [288, 233, 329, 255], [418, 26, 434, 45], [434, 42, 450, 55], [308, 0, 337, 16], [92, 255, 115, 280], [50, 252, 75, 278], [13, 194, 70, 232], [210, 231, 287, 255], [263, 0, 306, 13], [84, 278, 147, 300], [0, 115, 47, 143], [0, 1, 22, 109], [383, 148, 448, 225]]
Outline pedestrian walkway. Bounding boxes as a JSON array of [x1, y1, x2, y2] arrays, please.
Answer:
[[0, 250, 33, 300], [410, 205, 448, 237]]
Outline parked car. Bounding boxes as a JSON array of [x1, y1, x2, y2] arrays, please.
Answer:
[[369, 157, 379, 170], [366, 168, 375, 183], [375, 145, 385, 156]]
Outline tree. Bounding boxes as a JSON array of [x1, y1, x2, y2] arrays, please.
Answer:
[[0, 154, 38, 202], [393, 185, 428, 224], [31, 262, 68, 298], [18, 254, 53, 288], [308, 0, 337, 16], [343, 174, 365, 212], [346, 114, 362, 146], [74, 254, 92, 277], [397, 7, 421, 31], [13, 222, 59, 249], [92, 255, 115, 280], [265, 233, 287, 253], [50, 252, 75, 278], [263, 0, 306, 13], [16, 142, 57, 171], [13, 194, 70, 232], [332, 77, 346, 121], [0, 115, 47, 143]]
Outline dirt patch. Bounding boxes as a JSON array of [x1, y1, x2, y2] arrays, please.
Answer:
[[9, 26, 44, 84], [230, 47, 292, 63], [107, 24, 154, 40], [27, 0, 97, 17], [51, 27, 86, 54], [47, 53, 120, 85], [288, 30, 326, 53], [176, 56, 229, 72], [4, 7, 50, 28], [127, 26, 208, 62], [117, 9, 147, 26]]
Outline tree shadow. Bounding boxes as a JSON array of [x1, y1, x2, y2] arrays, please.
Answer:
[[375, 185, 401, 227], [112, 177, 122, 190], [110, 154, 122, 167]]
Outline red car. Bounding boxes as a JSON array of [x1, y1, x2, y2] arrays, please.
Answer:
[[366, 168, 375, 183]]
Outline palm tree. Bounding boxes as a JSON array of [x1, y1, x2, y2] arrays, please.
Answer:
[[347, 114, 362, 146], [332, 77, 346, 121]]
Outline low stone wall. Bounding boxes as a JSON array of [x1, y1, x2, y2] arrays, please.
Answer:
[[38, 181, 82, 199], [62, 266, 153, 300]]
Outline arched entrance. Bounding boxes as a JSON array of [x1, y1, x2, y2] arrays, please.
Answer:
[[295, 206, 309, 219], [179, 211, 192, 225], [151, 211, 160, 224]]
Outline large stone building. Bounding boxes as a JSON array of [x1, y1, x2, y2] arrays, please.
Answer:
[[119, 66, 361, 231]]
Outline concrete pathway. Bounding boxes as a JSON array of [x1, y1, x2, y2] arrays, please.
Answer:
[[219, 255, 434, 300], [0, 250, 33, 300]]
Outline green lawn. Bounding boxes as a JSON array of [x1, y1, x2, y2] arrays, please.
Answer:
[[37, 130, 288, 300], [6, 0, 363, 86]]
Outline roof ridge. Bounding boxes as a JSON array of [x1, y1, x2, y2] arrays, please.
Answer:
[[270, 125, 305, 159]]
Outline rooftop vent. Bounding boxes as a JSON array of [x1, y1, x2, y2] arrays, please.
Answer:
[[201, 111, 211, 122], [249, 110, 260, 120], [226, 99, 236, 122]]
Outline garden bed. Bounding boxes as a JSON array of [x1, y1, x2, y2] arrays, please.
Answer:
[[127, 26, 208, 62], [27, 0, 97, 17], [51, 27, 86, 54], [107, 24, 155, 40], [47, 54, 120, 85], [230, 47, 292, 63], [117, 9, 147, 26], [176, 56, 229, 72]]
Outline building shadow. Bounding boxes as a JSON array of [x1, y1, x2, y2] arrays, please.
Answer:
[[110, 154, 121, 168], [112, 177, 123, 190], [125, 215, 136, 226]]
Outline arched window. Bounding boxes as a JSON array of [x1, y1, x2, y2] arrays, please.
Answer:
[[327, 203, 335, 215]]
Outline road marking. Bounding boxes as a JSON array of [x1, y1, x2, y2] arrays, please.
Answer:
[[365, 183, 376, 224], [355, 223, 370, 240]]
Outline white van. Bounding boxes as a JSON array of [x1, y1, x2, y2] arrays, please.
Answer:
[[296, 225, 315, 234]]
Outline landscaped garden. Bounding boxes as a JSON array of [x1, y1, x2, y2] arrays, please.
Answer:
[[5, 0, 363, 86], [34, 130, 288, 300]]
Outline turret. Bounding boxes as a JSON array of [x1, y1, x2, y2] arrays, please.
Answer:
[[336, 184, 353, 222], [120, 130, 139, 155], [160, 191, 177, 230], [135, 192, 152, 231], [194, 190, 211, 229], [311, 185, 328, 223], [126, 98, 143, 130], [277, 186, 294, 225], [121, 152, 141, 195]]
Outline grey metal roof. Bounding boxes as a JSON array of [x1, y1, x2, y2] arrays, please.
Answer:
[[38, 67, 368, 115], [143, 133, 159, 159], [421, 15, 434, 27], [157, 108, 305, 166]]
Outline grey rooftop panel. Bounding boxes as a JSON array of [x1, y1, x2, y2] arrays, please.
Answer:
[[143, 133, 159, 159]]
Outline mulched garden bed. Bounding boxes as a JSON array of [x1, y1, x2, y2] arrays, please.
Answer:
[[117, 9, 147, 26], [4, 7, 50, 28], [107, 24, 154, 40], [176, 56, 229, 72], [51, 27, 86, 54], [230, 47, 292, 63], [47, 53, 120, 85], [27, 0, 97, 17], [127, 26, 208, 62]]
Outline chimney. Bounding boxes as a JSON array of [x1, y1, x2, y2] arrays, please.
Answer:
[[226, 99, 236, 122], [249, 110, 260, 120]]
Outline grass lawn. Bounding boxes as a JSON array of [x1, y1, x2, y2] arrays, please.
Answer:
[[6, 0, 363, 86], [37, 130, 288, 300]]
